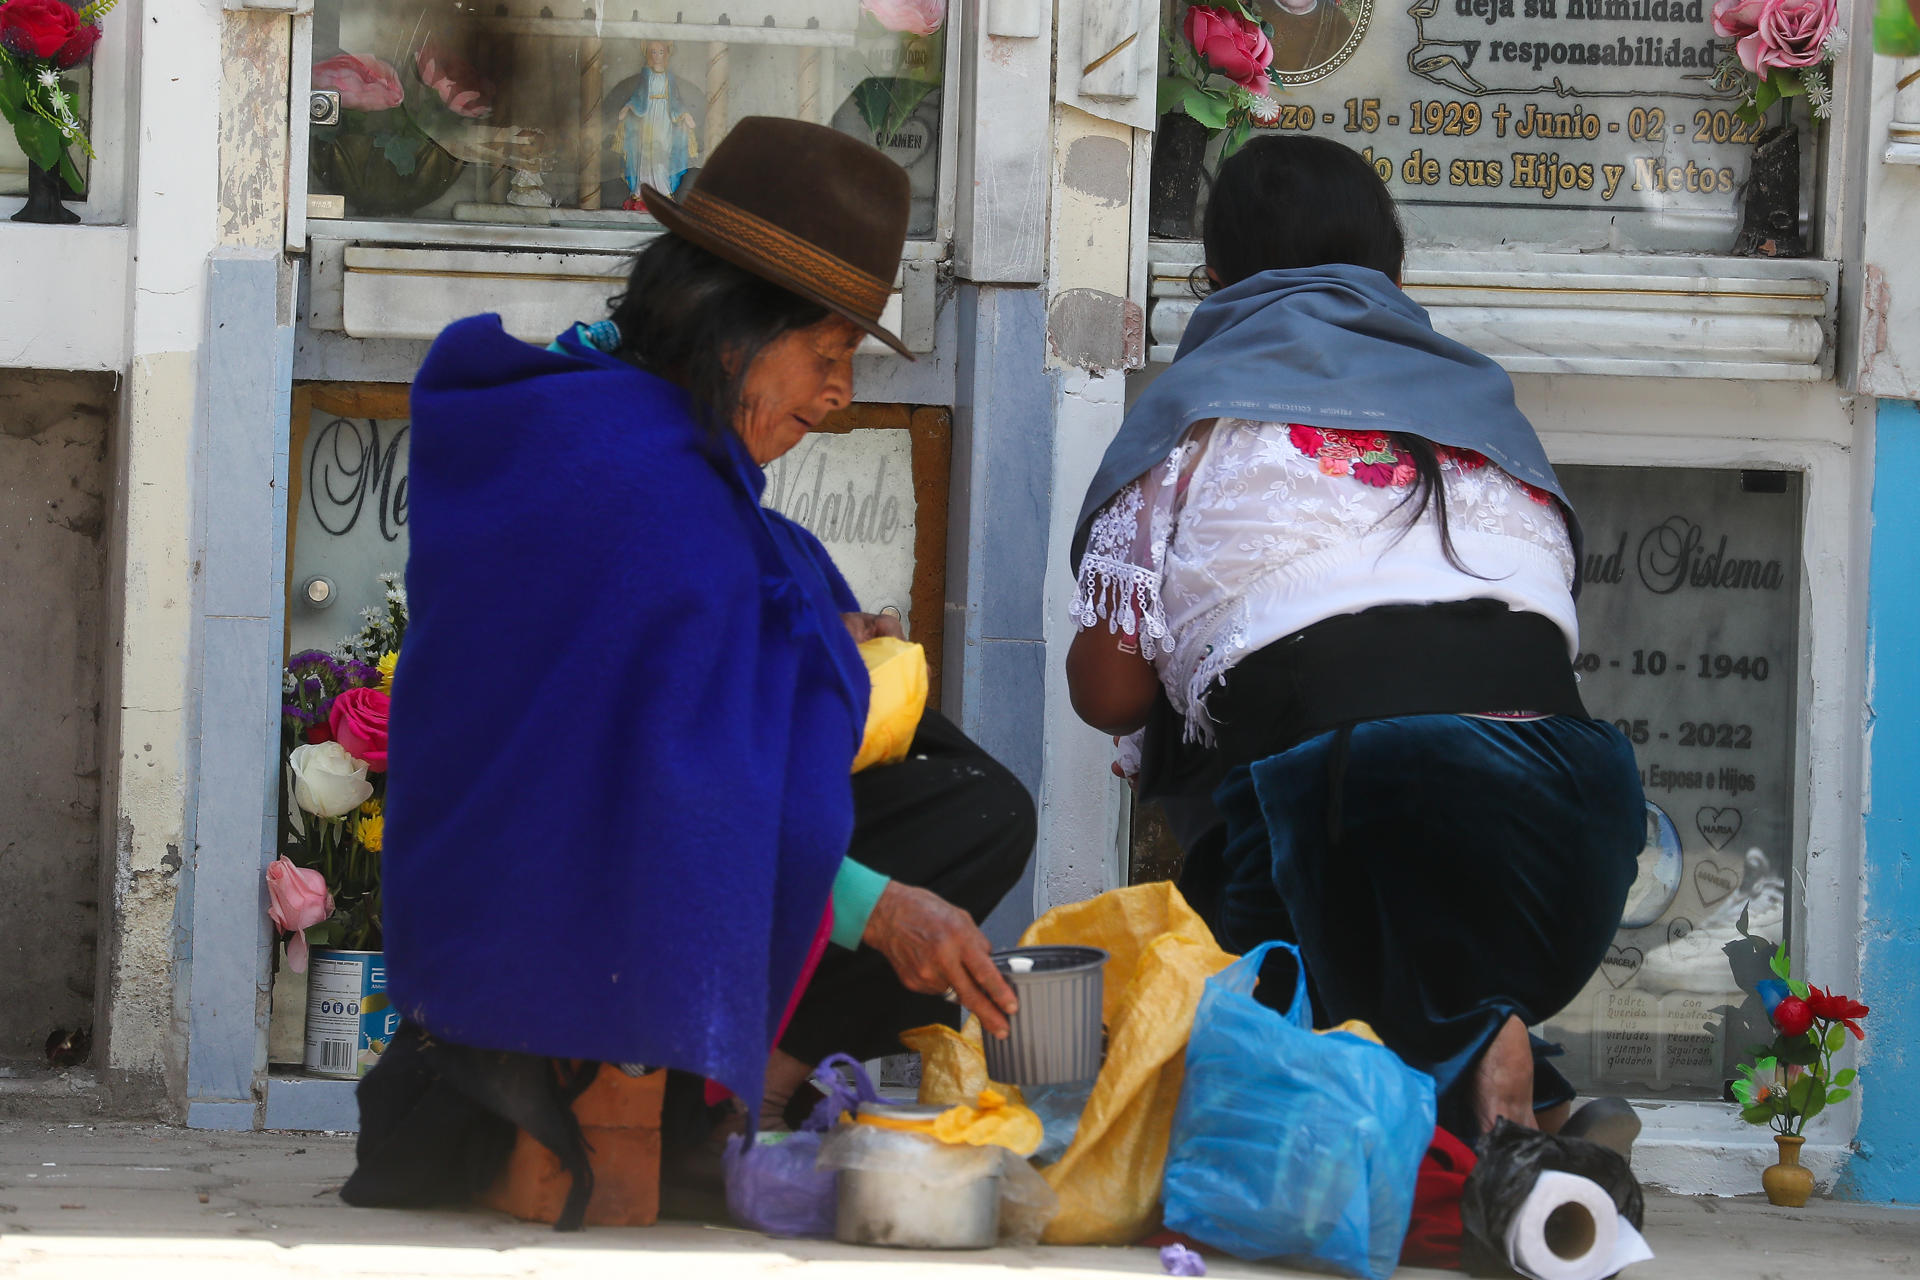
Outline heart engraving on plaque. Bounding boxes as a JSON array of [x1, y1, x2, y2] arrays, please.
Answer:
[[1667, 917, 1695, 947], [1694, 859, 1739, 907], [1600, 945, 1644, 990], [1696, 806, 1743, 851]]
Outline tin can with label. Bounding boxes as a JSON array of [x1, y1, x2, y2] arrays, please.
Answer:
[[304, 948, 397, 1078]]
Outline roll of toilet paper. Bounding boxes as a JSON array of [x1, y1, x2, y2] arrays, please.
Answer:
[[1502, 1170, 1654, 1280]]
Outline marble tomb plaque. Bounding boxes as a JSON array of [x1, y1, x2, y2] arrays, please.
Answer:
[[288, 405, 920, 656], [1199, 0, 1786, 251]]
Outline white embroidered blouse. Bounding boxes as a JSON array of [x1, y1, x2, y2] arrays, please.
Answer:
[[1071, 419, 1580, 740]]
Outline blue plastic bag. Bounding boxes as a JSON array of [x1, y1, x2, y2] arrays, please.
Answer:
[[723, 1054, 878, 1238], [1162, 942, 1436, 1280]]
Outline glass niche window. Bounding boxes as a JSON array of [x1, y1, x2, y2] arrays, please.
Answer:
[[1537, 465, 1803, 1101], [1150, 0, 1819, 254], [307, 0, 947, 236], [0, 66, 92, 200]]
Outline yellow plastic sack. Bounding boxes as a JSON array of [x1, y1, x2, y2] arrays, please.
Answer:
[[853, 1087, 1044, 1156], [904, 882, 1235, 1246], [1322, 1019, 1383, 1045], [851, 637, 927, 773]]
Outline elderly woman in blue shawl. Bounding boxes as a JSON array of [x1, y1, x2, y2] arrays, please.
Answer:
[[342, 119, 1033, 1226], [1067, 136, 1645, 1150]]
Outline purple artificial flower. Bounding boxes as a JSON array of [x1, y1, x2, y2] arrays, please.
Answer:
[[282, 704, 318, 725], [343, 659, 381, 689]]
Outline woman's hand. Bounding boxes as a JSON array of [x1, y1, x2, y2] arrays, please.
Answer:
[[842, 611, 905, 645], [862, 882, 1020, 1039]]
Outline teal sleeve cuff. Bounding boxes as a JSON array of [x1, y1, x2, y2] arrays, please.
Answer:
[[830, 858, 891, 950]]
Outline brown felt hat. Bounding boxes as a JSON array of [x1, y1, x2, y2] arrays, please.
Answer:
[[642, 116, 913, 358]]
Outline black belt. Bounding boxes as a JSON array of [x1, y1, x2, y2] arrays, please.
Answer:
[[1209, 599, 1588, 770]]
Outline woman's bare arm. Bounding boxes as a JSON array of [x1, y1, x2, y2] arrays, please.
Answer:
[[1066, 623, 1160, 736]]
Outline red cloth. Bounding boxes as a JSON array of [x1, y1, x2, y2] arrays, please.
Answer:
[[1140, 1229, 1214, 1254], [706, 903, 835, 1107], [1400, 1126, 1479, 1270]]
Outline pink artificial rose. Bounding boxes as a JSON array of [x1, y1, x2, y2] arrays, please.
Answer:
[[329, 686, 391, 772], [416, 43, 494, 118], [1711, 0, 1766, 39], [1740, 0, 1838, 74], [266, 856, 333, 973], [312, 53, 405, 112], [1184, 4, 1275, 97], [861, 0, 946, 36]]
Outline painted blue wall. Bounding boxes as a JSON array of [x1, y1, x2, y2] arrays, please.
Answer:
[[1840, 398, 1920, 1202]]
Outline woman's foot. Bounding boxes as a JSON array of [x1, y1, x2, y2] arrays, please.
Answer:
[[1559, 1096, 1641, 1160], [1471, 1015, 1539, 1135], [759, 1048, 813, 1131]]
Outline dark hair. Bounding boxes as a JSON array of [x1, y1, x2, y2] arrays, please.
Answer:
[[1201, 136, 1484, 578], [1202, 135, 1405, 287], [607, 234, 829, 432]]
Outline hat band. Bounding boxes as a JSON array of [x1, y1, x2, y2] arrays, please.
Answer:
[[679, 189, 893, 320]]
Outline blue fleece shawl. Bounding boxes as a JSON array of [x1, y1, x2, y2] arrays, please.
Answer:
[[384, 315, 868, 1110], [1072, 264, 1582, 581]]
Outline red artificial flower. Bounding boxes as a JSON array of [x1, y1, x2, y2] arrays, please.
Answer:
[[1772, 995, 1814, 1038], [0, 0, 80, 60], [305, 723, 333, 746], [1352, 460, 1398, 488], [53, 19, 100, 70], [1807, 986, 1870, 1039]]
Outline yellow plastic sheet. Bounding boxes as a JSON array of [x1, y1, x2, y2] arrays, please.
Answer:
[[905, 882, 1235, 1246], [853, 1087, 1044, 1156], [851, 637, 927, 774]]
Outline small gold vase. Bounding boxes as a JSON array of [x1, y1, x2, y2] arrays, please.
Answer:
[[1763, 1133, 1815, 1207]]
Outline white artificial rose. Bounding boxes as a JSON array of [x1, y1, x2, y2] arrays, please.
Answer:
[[290, 741, 374, 818]]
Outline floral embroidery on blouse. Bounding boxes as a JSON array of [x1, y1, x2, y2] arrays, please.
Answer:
[[1287, 424, 1554, 505]]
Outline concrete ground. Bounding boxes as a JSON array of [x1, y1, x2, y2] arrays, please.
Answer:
[[1, 1119, 1918, 1279]]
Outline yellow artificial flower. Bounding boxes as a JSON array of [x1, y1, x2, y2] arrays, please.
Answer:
[[356, 810, 384, 853], [376, 650, 399, 693]]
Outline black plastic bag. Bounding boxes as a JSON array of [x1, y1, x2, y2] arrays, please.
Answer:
[[1459, 1120, 1644, 1277]]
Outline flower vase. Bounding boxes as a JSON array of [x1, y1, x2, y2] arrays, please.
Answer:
[[1763, 1133, 1815, 1207], [303, 946, 395, 1079], [309, 118, 465, 218], [1733, 125, 1807, 259], [1149, 112, 1211, 240], [12, 162, 80, 225]]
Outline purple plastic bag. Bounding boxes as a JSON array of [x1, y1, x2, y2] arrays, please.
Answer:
[[722, 1055, 878, 1238]]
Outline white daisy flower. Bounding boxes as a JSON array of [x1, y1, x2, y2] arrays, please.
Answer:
[[1710, 55, 1746, 95], [37, 69, 59, 90], [1803, 70, 1833, 119], [1239, 88, 1281, 125], [1822, 26, 1849, 58]]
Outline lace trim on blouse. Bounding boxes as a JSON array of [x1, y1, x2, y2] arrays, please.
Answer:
[[1070, 481, 1171, 658]]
